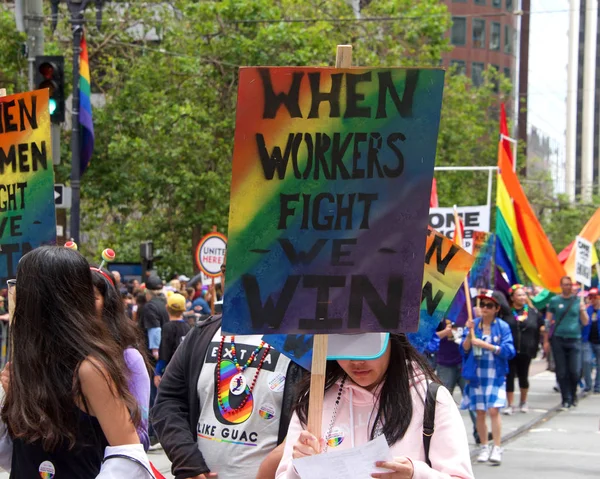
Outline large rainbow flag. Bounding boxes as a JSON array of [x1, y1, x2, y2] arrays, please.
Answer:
[[79, 31, 94, 175], [495, 106, 565, 293]]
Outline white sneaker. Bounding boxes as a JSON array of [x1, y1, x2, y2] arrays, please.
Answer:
[[502, 406, 513, 415], [489, 445, 503, 465], [477, 444, 491, 462], [520, 403, 529, 413]]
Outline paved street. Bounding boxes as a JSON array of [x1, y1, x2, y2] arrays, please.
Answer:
[[472, 390, 599, 478], [0, 360, 595, 478]]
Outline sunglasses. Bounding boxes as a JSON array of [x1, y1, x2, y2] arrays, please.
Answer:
[[480, 301, 497, 309]]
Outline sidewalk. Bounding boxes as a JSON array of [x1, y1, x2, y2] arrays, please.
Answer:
[[471, 383, 599, 477]]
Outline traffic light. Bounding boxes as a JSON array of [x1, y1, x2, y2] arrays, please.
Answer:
[[34, 56, 65, 124]]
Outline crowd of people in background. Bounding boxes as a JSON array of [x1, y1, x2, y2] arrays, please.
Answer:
[[426, 276, 597, 467], [0, 244, 598, 478]]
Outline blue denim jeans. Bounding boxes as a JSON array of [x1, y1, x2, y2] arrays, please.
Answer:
[[582, 342, 600, 392], [551, 336, 582, 404], [436, 363, 478, 440]]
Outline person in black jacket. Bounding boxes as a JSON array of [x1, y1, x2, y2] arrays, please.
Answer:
[[151, 315, 305, 479], [153, 293, 191, 389], [502, 284, 545, 414]]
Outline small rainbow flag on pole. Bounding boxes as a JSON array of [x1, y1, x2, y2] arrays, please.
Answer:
[[79, 31, 94, 175]]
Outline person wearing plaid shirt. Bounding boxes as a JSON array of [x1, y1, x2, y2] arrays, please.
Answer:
[[461, 290, 515, 466]]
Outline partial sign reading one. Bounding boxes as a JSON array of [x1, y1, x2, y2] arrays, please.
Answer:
[[223, 67, 445, 335], [428, 205, 490, 254], [1, 89, 56, 284]]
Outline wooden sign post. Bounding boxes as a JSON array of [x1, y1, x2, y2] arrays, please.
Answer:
[[306, 45, 353, 444]]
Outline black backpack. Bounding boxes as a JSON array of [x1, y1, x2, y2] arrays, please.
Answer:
[[422, 382, 442, 468]]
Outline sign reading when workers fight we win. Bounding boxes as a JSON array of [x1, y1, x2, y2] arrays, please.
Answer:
[[0, 90, 56, 284], [223, 67, 445, 335]]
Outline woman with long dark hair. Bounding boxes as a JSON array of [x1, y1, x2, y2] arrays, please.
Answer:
[[0, 246, 154, 477], [91, 266, 151, 450], [275, 334, 473, 478], [502, 284, 544, 414]]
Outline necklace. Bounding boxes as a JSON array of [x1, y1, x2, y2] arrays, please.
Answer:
[[216, 336, 271, 415], [323, 375, 346, 453], [231, 336, 267, 373], [512, 304, 529, 322]]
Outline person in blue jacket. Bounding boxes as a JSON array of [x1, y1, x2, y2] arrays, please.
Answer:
[[582, 288, 600, 393], [461, 289, 515, 466]]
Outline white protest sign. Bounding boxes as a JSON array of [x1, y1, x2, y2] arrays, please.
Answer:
[[575, 235, 593, 287], [428, 205, 490, 253]]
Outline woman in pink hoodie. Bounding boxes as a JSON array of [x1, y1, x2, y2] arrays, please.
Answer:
[[275, 334, 473, 479]]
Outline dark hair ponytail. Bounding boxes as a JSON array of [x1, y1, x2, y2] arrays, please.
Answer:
[[91, 267, 151, 374]]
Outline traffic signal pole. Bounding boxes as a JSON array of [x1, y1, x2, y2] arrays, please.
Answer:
[[25, 0, 44, 89], [70, 21, 83, 244], [57, 0, 103, 244]]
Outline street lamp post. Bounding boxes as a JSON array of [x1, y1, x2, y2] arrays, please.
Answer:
[[51, 0, 103, 244]]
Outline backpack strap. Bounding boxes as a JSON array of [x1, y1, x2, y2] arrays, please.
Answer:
[[423, 382, 441, 468]]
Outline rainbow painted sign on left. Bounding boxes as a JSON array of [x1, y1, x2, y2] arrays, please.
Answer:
[[0, 89, 56, 283], [223, 67, 445, 335]]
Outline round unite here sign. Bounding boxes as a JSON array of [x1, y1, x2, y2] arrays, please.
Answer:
[[195, 232, 227, 278]]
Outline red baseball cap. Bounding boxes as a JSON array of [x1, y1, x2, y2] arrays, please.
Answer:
[[476, 289, 500, 305], [589, 288, 599, 296]]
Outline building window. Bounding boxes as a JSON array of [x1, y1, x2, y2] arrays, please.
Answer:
[[451, 17, 467, 46], [450, 60, 466, 75], [506, 0, 513, 10], [492, 0, 501, 7], [490, 22, 501, 51], [472, 62, 485, 87], [504, 67, 511, 80], [504, 25, 513, 54], [473, 19, 486, 49], [474, 0, 486, 5]]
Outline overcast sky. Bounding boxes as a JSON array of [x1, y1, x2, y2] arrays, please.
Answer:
[[528, 0, 569, 192]]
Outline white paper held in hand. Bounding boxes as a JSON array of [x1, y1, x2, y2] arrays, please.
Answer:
[[292, 434, 393, 479]]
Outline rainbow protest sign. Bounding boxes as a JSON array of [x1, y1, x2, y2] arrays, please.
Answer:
[[223, 67, 445, 335], [265, 227, 475, 368], [0, 90, 56, 283], [407, 227, 474, 352], [469, 231, 495, 289]]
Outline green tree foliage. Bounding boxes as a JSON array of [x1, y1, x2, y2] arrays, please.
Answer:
[[3, 1, 586, 276], [0, 8, 27, 94], [542, 195, 600, 254], [57, 0, 452, 275]]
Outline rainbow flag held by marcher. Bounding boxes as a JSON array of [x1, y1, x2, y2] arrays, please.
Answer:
[[79, 31, 94, 175], [495, 104, 565, 293], [560, 207, 600, 280]]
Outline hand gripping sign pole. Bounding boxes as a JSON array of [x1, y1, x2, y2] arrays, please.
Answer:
[[306, 45, 353, 445]]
